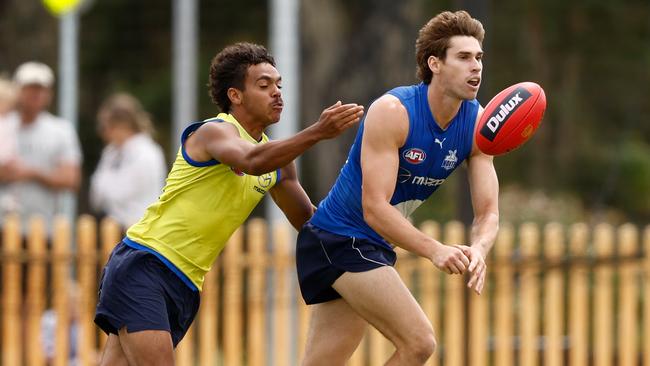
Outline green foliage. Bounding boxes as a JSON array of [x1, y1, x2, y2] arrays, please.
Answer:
[[570, 138, 650, 222]]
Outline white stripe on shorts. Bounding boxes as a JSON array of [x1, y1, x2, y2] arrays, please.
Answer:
[[351, 237, 387, 266]]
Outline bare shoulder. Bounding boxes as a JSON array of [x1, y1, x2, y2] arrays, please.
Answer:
[[193, 120, 240, 141], [365, 94, 409, 145], [368, 94, 408, 121], [185, 120, 242, 161]]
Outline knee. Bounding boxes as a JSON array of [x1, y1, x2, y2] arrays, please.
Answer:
[[400, 328, 436, 363], [412, 331, 436, 362]]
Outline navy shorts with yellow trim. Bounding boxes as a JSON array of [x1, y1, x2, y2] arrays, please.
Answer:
[[296, 223, 397, 305]]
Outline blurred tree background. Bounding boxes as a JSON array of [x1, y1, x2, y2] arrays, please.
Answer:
[[1, 0, 649, 225]]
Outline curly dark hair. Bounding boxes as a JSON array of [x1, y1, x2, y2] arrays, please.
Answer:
[[415, 11, 484, 84], [208, 42, 276, 112]]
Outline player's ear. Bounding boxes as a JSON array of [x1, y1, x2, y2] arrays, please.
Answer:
[[227, 87, 243, 106], [428, 55, 441, 75]]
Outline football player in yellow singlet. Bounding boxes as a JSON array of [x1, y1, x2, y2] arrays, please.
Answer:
[[94, 42, 364, 366]]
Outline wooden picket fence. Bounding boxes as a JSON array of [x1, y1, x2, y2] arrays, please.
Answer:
[[1, 213, 650, 366]]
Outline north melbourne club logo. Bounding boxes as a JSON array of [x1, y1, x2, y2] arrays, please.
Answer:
[[403, 148, 427, 164], [441, 150, 458, 171]]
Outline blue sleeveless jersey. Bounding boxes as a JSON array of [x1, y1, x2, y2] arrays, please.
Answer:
[[310, 82, 479, 249]]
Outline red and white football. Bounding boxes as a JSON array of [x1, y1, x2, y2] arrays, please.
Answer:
[[475, 82, 546, 156]]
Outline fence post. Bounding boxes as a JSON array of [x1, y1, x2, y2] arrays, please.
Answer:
[[348, 331, 366, 366], [443, 221, 466, 366], [469, 223, 489, 366], [98, 218, 121, 349], [2, 214, 22, 366], [273, 222, 292, 366], [519, 222, 540, 366], [593, 223, 614, 366], [77, 215, 97, 366], [543, 223, 564, 366], [52, 215, 71, 366], [198, 257, 219, 366], [297, 279, 311, 364], [26, 216, 46, 366], [247, 218, 267, 366], [618, 223, 638, 366], [494, 222, 515, 366], [568, 223, 589, 366], [223, 227, 243, 366], [176, 323, 194, 366], [468, 268, 488, 366], [368, 322, 388, 365], [420, 220, 440, 366], [642, 225, 650, 366]]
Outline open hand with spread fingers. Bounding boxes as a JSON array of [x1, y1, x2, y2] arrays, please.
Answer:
[[313, 101, 364, 139]]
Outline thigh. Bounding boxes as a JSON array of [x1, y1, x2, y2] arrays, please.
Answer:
[[302, 298, 367, 366], [118, 327, 174, 366], [332, 266, 433, 348]]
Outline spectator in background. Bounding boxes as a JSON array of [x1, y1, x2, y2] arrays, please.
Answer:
[[90, 93, 167, 229], [0, 62, 82, 235], [0, 77, 17, 213], [0, 77, 17, 161], [40, 279, 80, 366]]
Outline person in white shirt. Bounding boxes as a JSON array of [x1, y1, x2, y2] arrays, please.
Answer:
[[0, 77, 17, 213], [0, 77, 17, 163], [90, 93, 167, 229], [0, 62, 82, 235]]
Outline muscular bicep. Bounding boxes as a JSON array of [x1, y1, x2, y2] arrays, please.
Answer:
[[360, 96, 409, 207], [185, 122, 255, 170]]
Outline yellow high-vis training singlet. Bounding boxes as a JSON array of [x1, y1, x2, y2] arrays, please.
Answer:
[[126, 113, 278, 290]]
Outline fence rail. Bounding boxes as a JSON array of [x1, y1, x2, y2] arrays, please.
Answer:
[[1, 214, 649, 365]]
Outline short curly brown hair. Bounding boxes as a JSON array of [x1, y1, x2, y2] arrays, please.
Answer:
[[208, 42, 276, 112], [415, 11, 484, 84]]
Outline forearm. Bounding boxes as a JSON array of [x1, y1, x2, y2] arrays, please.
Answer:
[[244, 125, 322, 175], [271, 178, 315, 231], [283, 204, 314, 231], [469, 211, 499, 258], [364, 200, 438, 259], [30, 168, 80, 191]]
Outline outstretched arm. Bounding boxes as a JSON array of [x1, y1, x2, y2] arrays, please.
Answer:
[[186, 101, 364, 176], [360, 95, 470, 275], [269, 162, 315, 231]]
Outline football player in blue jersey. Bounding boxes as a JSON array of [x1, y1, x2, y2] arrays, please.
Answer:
[[297, 10, 498, 365]]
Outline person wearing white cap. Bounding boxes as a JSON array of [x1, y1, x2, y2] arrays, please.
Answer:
[[0, 61, 82, 236]]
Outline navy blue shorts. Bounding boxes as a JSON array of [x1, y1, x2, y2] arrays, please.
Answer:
[[94, 241, 200, 347], [296, 223, 397, 305]]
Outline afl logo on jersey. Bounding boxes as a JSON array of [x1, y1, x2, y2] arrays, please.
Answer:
[[403, 148, 427, 164]]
